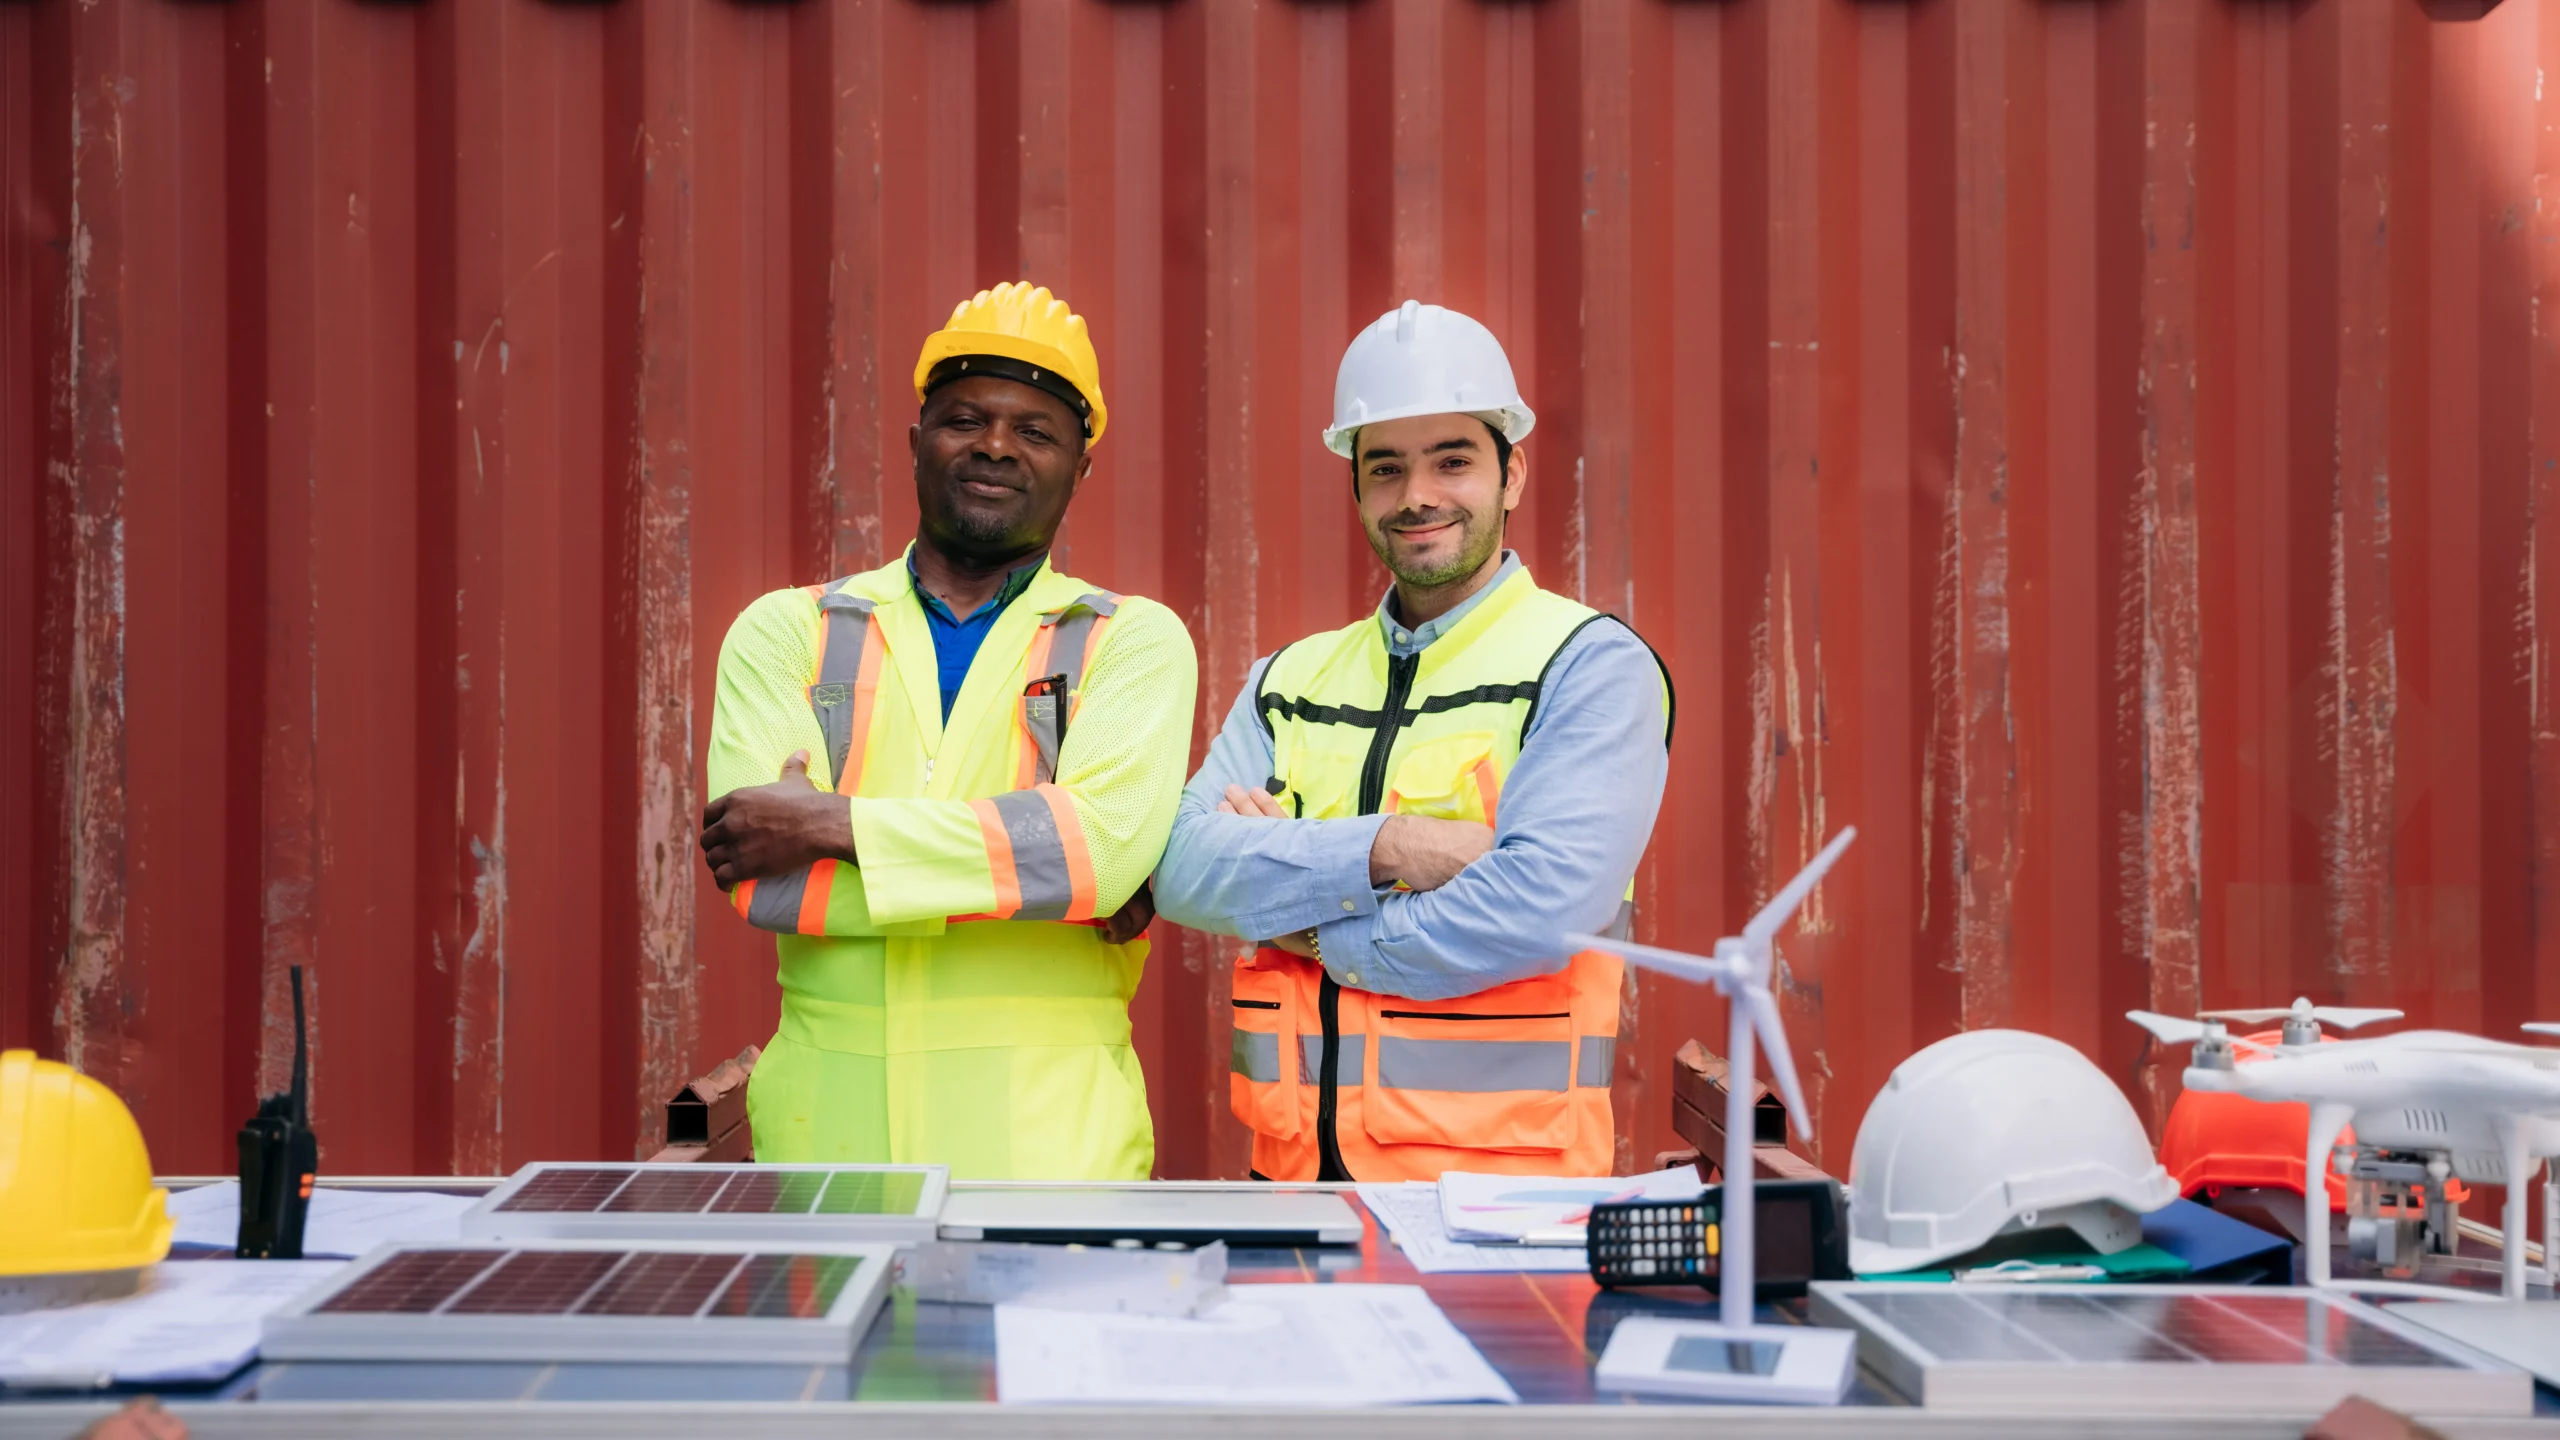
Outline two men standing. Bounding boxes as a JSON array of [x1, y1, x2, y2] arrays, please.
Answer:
[[702, 287, 1668, 1183]]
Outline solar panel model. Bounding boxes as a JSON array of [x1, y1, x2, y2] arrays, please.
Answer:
[[260, 1241, 895, 1365], [1808, 1283, 2531, 1416], [460, 1162, 947, 1245]]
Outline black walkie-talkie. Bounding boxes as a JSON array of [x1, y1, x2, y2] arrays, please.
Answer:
[[236, 965, 318, 1258]]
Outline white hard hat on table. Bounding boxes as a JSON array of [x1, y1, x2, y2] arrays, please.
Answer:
[[1323, 300, 1535, 458], [1846, 1028, 2178, 1275]]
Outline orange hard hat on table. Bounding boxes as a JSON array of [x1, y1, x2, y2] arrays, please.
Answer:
[[2156, 1029, 2468, 1211]]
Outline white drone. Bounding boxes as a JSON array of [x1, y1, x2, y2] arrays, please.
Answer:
[[2128, 1004, 2560, 1301], [1565, 827, 1857, 1403]]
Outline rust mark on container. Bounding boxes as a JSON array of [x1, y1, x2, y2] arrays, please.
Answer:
[[56, 57, 137, 1097]]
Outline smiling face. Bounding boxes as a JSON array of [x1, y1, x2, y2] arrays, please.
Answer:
[[1352, 413, 1523, 589], [909, 375, 1091, 559]]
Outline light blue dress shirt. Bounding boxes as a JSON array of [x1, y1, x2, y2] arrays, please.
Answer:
[[1153, 553, 1671, 1001]]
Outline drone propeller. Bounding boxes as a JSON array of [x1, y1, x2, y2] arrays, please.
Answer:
[[2124, 1010, 2278, 1054], [2198, 996, 2403, 1032], [2526, 1023, 2560, 1040]]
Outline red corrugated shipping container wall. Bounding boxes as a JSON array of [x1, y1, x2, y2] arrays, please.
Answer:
[[4, 0, 2556, 1210]]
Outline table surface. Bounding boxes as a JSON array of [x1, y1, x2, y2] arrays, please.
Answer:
[[1, 1178, 2553, 1439], [190, 1180, 1887, 1409]]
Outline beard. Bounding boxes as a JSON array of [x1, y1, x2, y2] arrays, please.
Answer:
[[1366, 503, 1504, 589]]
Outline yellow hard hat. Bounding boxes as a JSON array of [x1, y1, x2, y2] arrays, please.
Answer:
[[913, 282, 1109, 444], [0, 1051, 171, 1275]]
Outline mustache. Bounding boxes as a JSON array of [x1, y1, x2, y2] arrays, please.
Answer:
[[944, 461, 1024, 492], [1379, 506, 1469, 532]]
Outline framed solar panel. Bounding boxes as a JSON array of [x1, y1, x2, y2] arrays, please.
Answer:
[[260, 1241, 896, 1365], [1807, 1283, 2530, 1416], [459, 1162, 947, 1245]]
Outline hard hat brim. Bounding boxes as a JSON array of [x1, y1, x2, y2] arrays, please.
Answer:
[[913, 332, 1109, 445], [1323, 403, 1535, 459]]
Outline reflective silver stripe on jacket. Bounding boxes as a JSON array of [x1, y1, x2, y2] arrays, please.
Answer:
[[811, 587, 876, 789], [744, 868, 813, 935], [1375, 1037, 1571, 1093], [1023, 592, 1121, 785], [986, 788, 1077, 921], [1575, 1036, 1616, 1089], [1231, 1029, 1282, 1084], [1299, 1034, 1365, 1086]]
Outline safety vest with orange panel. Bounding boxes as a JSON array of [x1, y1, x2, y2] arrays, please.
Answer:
[[1226, 567, 1671, 1181]]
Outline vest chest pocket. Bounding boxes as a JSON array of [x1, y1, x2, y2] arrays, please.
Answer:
[[1358, 973, 1575, 1155], [1227, 962, 1302, 1141], [1384, 732, 1504, 828]]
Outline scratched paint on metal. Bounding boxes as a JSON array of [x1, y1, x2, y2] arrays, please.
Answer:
[[3, 0, 2557, 1198]]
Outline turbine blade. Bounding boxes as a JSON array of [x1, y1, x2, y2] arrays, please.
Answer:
[[1743, 828, 1859, 945], [1561, 933, 1733, 990], [1742, 981, 1812, 1138]]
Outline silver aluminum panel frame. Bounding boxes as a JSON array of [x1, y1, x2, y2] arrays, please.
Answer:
[[459, 1163, 948, 1245], [1806, 1282, 2530, 1417], [259, 1241, 896, 1366]]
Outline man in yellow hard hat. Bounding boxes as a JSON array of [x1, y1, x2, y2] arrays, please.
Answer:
[[699, 283, 1197, 1179], [1156, 300, 1670, 1182]]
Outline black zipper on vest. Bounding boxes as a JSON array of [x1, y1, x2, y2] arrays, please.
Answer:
[[1376, 1010, 1570, 1021], [1317, 650, 1420, 1183]]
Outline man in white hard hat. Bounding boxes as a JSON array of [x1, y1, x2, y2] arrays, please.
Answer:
[[1155, 301, 1671, 1181]]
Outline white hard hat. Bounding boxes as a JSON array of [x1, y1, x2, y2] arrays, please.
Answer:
[[1847, 1029, 2178, 1275], [1323, 300, 1535, 458]]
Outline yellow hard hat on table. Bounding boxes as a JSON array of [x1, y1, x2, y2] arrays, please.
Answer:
[[0, 1050, 171, 1276], [913, 281, 1109, 444]]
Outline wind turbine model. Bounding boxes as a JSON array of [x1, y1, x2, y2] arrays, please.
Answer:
[[1567, 826, 1857, 1405], [2126, 1008, 2560, 1301]]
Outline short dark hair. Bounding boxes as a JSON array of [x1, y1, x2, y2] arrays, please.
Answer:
[[1348, 417, 1513, 494]]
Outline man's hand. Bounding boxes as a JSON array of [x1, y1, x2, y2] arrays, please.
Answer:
[[699, 751, 857, 891], [1099, 882, 1157, 946], [1216, 784, 1287, 818], [1369, 813, 1493, 891]]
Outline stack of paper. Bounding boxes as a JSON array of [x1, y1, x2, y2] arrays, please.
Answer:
[[1436, 1165, 1704, 1244], [994, 1283, 1515, 1405], [0, 1261, 343, 1389], [1355, 1184, 1588, 1274]]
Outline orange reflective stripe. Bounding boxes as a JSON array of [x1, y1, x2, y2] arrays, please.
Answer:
[[796, 861, 837, 933], [840, 621, 885, 794], [961, 786, 1098, 922], [1470, 756, 1502, 830], [970, 797, 1022, 918], [1064, 614, 1115, 724], [737, 864, 835, 936], [1035, 783, 1099, 921], [1017, 625, 1061, 789]]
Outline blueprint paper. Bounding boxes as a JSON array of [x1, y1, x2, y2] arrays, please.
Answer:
[[0, 1261, 343, 1388], [167, 1181, 475, 1259], [1357, 1184, 1588, 1274], [1436, 1165, 1705, 1244], [994, 1282, 1517, 1406]]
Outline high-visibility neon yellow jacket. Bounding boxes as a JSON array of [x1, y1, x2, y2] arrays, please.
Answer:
[[705, 547, 1198, 1179]]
